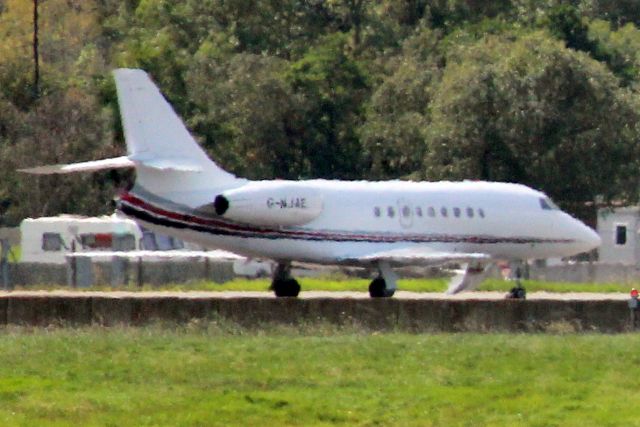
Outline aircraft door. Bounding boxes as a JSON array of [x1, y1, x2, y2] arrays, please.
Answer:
[[398, 198, 413, 229]]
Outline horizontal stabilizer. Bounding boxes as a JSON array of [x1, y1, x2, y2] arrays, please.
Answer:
[[18, 156, 135, 175], [19, 156, 204, 175]]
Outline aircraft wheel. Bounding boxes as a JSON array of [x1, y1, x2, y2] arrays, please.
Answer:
[[273, 278, 300, 297], [506, 285, 526, 299], [369, 277, 395, 298]]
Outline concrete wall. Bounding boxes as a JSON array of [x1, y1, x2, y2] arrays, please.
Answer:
[[8, 263, 68, 286], [528, 263, 640, 284], [5, 259, 235, 289], [87, 257, 236, 287], [0, 293, 633, 332], [7, 260, 640, 288]]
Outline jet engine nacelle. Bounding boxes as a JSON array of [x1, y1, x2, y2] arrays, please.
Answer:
[[212, 183, 323, 227]]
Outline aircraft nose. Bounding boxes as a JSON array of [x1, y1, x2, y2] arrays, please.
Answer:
[[578, 223, 601, 252]]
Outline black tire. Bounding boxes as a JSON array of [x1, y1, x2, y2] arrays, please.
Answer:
[[273, 278, 300, 297], [506, 286, 526, 299], [369, 277, 394, 298]]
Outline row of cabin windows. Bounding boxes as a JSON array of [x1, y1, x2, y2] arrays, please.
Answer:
[[42, 232, 137, 252], [373, 206, 486, 219], [41, 232, 185, 252]]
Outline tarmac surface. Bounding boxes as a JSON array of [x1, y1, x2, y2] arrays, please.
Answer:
[[0, 290, 630, 300]]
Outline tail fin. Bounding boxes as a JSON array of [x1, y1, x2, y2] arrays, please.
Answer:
[[113, 69, 241, 196]]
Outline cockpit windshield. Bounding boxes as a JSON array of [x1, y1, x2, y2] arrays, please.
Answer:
[[539, 197, 560, 210]]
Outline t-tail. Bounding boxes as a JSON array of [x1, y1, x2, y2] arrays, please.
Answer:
[[20, 69, 244, 199]]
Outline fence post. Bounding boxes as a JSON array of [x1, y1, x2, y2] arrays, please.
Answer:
[[137, 256, 143, 288], [0, 238, 10, 291]]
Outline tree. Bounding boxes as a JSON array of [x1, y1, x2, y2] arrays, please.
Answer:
[[588, 19, 640, 86], [580, 0, 640, 28], [360, 27, 443, 179], [286, 33, 370, 179], [425, 31, 640, 215], [185, 52, 306, 180], [543, 4, 595, 52], [0, 88, 122, 225]]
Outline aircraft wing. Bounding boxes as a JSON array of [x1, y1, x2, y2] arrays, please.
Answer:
[[340, 248, 493, 294], [339, 247, 491, 267]]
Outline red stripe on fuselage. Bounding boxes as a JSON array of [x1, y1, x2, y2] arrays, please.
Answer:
[[118, 192, 574, 245]]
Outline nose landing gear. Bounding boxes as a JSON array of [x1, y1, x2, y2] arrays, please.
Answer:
[[506, 265, 526, 299]]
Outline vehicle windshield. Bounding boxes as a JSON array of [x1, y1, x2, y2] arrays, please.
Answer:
[[539, 197, 560, 210]]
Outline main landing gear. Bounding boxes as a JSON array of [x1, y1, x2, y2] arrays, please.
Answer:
[[271, 263, 300, 297], [368, 261, 397, 298], [271, 261, 399, 298], [506, 265, 526, 299]]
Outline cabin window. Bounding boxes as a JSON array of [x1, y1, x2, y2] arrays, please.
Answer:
[[415, 207, 423, 217], [440, 207, 448, 217], [616, 225, 627, 245], [467, 207, 474, 218], [387, 206, 395, 218], [113, 234, 136, 251], [80, 233, 113, 250], [42, 233, 63, 252], [141, 231, 185, 251], [402, 206, 411, 218], [478, 208, 485, 218], [428, 207, 436, 218], [156, 234, 184, 250], [373, 207, 381, 218], [141, 232, 158, 250], [453, 207, 461, 218]]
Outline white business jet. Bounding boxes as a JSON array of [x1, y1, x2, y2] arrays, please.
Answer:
[[21, 69, 601, 297]]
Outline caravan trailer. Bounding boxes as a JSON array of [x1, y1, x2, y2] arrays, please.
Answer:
[[20, 215, 185, 264]]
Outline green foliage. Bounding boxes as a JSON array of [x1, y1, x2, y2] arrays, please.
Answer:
[[588, 19, 640, 86], [1, 0, 640, 223], [480, 279, 635, 293], [543, 4, 595, 52], [186, 53, 303, 179], [425, 31, 640, 211], [0, 88, 121, 224], [11, 276, 639, 293], [580, 0, 640, 28], [286, 33, 370, 178]]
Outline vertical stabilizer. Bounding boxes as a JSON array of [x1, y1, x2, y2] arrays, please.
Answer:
[[113, 69, 241, 198]]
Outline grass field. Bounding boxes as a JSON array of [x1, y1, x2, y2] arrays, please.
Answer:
[[0, 326, 639, 426], [22, 276, 633, 294]]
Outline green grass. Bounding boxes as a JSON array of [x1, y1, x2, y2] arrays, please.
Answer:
[[11, 275, 638, 293], [7, 245, 20, 263], [189, 277, 634, 294], [12, 276, 451, 293], [142, 276, 451, 293], [0, 326, 639, 426], [478, 279, 633, 293]]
